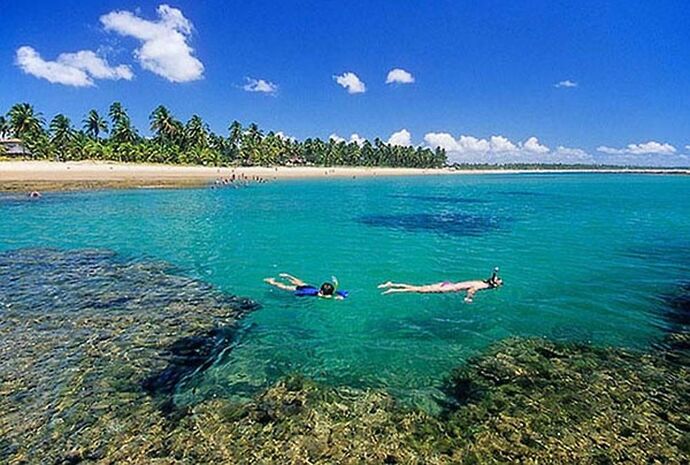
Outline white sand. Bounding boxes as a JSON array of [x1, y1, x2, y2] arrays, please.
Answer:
[[0, 160, 687, 188]]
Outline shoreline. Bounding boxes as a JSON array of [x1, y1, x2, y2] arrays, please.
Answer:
[[1, 160, 688, 192]]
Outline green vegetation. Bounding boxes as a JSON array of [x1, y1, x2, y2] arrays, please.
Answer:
[[1, 102, 447, 168]]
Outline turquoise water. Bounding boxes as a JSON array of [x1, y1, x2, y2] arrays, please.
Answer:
[[2, 174, 689, 406]]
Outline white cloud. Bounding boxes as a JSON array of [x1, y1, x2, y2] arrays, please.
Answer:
[[243, 77, 278, 94], [423, 133, 587, 164], [333, 72, 366, 94], [386, 68, 415, 84], [387, 129, 412, 147], [597, 141, 677, 155], [349, 133, 366, 146], [523, 136, 549, 153], [555, 80, 578, 88], [275, 131, 295, 141], [329, 133, 366, 145], [552, 146, 590, 160], [489, 135, 518, 152], [100, 4, 203, 83], [422, 132, 689, 166], [15, 46, 132, 87]]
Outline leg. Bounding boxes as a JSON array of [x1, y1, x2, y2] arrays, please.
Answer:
[[383, 283, 466, 295], [382, 285, 428, 294], [279, 273, 307, 286], [264, 277, 297, 292], [378, 281, 420, 289]]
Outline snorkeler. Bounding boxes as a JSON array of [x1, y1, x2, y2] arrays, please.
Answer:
[[264, 273, 349, 299], [378, 268, 503, 303]]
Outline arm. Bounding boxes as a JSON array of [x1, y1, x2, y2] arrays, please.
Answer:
[[464, 287, 478, 303]]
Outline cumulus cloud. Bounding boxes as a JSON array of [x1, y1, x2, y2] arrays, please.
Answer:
[[333, 72, 366, 94], [419, 131, 688, 166], [243, 77, 278, 94], [100, 4, 203, 83], [329, 133, 366, 145], [386, 68, 415, 84], [421, 132, 592, 164], [15, 46, 133, 87], [349, 133, 366, 145], [387, 129, 412, 146], [422, 133, 548, 155], [555, 80, 578, 88], [596, 141, 677, 155], [523, 136, 550, 153]]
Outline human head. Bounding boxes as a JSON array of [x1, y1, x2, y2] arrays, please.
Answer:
[[319, 282, 335, 296], [487, 268, 503, 288]]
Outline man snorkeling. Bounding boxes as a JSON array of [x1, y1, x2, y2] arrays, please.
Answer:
[[264, 273, 349, 299], [378, 268, 503, 303]]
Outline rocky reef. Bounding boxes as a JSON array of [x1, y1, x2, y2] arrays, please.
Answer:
[[0, 248, 259, 463], [1, 248, 688, 464]]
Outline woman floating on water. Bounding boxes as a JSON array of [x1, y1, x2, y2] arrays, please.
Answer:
[[378, 268, 503, 303], [264, 273, 349, 299]]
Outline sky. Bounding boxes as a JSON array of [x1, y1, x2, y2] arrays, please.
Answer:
[[2, 0, 690, 166]]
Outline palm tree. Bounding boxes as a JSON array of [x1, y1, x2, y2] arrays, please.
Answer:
[[150, 105, 182, 143], [49, 114, 74, 144], [83, 110, 108, 139], [49, 114, 75, 161], [108, 102, 127, 126], [110, 118, 138, 144], [107, 102, 138, 144], [7, 103, 44, 139], [0, 115, 9, 139], [184, 115, 208, 149]]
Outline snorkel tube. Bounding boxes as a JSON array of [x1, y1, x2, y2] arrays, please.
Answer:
[[331, 276, 349, 299]]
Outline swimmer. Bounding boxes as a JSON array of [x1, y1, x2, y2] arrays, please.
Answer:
[[264, 273, 348, 299], [378, 268, 502, 303], [28, 191, 41, 199]]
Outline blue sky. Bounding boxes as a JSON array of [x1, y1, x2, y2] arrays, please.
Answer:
[[2, 0, 690, 165]]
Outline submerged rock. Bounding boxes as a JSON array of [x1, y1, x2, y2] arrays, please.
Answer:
[[0, 248, 258, 462], [1, 248, 688, 463], [442, 338, 690, 464]]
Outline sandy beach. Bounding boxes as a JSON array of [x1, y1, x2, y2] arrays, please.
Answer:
[[0, 160, 688, 192]]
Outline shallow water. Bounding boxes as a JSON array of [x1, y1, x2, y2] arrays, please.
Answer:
[[1, 174, 689, 407]]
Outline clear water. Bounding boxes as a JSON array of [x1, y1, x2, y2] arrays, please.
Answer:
[[1, 174, 689, 406]]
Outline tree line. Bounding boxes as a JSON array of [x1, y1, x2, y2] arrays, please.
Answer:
[[0, 103, 447, 168]]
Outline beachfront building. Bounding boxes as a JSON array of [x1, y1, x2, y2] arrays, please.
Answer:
[[0, 138, 29, 157]]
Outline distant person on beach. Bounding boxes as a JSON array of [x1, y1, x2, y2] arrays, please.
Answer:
[[378, 268, 502, 303], [264, 273, 349, 299]]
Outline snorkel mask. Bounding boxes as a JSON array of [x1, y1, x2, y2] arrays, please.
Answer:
[[487, 267, 501, 287]]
